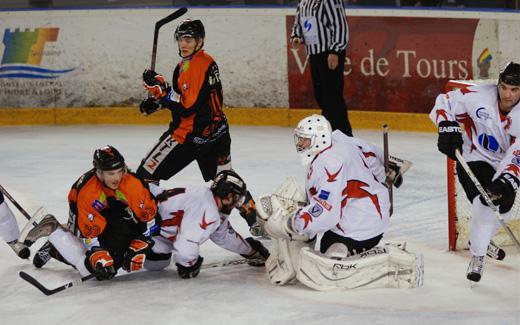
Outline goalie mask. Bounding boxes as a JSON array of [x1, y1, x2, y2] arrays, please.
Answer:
[[211, 170, 247, 212], [294, 114, 332, 165], [93, 145, 125, 171]]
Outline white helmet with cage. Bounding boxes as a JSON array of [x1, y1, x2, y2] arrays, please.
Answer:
[[294, 114, 332, 165]]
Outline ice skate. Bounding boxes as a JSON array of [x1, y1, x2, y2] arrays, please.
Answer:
[[7, 239, 30, 259], [466, 255, 484, 283], [486, 241, 505, 261], [32, 240, 53, 268]]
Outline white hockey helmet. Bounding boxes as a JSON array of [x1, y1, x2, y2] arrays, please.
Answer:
[[294, 114, 332, 165]]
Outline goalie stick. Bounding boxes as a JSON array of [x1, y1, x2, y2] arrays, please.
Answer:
[[383, 124, 393, 216], [19, 258, 250, 296], [150, 7, 188, 70], [0, 184, 37, 226], [455, 149, 520, 252]]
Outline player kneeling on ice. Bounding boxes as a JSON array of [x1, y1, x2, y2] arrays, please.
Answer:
[[24, 145, 159, 280], [257, 114, 423, 291], [144, 170, 269, 279]]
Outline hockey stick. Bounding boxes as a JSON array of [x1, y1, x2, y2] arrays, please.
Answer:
[[455, 149, 520, 252], [383, 124, 393, 216], [19, 257, 249, 296], [0, 184, 37, 226], [150, 7, 188, 70]]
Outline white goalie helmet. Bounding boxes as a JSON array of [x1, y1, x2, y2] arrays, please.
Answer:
[[294, 114, 332, 165]]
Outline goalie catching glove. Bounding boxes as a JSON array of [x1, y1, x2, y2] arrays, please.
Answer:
[[142, 69, 171, 100], [122, 236, 154, 272], [85, 247, 116, 281]]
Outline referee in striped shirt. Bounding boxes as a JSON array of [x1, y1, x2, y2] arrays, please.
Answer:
[[291, 0, 352, 136]]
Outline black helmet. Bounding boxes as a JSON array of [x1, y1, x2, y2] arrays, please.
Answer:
[[499, 62, 520, 86], [93, 145, 125, 171], [211, 170, 247, 207], [175, 19, 205, 41]]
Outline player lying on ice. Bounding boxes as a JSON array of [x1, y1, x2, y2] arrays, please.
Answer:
[[24, 147, 268, 280], [257, 114, 423, 291], [144, 170, 269, 278]]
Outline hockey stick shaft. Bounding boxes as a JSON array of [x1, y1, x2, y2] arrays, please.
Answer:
[[19, 271, 94, 296], [383, 124, 393, 216], [455, 150, 520, 252], [19, 258, 248, 296], [150, 7, 187, 70], [0, 184, 37, 225]]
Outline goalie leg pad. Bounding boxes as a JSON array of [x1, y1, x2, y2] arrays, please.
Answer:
[[296, 244, 424, 291], [266, 237, 314, 285], [0, 201, 20, 243]]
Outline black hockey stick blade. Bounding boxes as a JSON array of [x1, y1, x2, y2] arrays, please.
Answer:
[[19, 271, 95, 296], [150, 7, 188, 70]]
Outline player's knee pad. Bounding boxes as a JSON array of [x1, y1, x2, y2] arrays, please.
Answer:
[[144, 252, 172, 271]]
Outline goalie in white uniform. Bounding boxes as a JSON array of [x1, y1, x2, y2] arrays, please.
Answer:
[[258, 114, 423, 291], [430, 62, 520, 283]]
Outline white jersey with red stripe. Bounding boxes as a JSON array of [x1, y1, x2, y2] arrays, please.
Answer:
[[429, 83, 520, 178], [149, 185, 251, 267], [293, 130, 391, 241]]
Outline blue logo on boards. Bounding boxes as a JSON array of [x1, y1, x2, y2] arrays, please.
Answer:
[[478, 134, 499, 152]]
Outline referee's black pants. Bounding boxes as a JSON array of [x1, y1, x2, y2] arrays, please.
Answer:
[[309, 50, 352, 136]]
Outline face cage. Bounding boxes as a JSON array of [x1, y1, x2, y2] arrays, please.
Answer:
[[293, 129, 315, 153]]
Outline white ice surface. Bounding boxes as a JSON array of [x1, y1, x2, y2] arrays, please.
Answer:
[[0, 125, 518, 325]]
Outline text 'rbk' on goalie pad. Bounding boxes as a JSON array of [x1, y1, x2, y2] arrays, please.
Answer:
[[296, 244, 424, 291]]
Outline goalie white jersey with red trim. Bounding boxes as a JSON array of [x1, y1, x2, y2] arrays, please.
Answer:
[[294, 130, 391, 241], [429, 83, 520, 177], [149, 185, 251, 267]]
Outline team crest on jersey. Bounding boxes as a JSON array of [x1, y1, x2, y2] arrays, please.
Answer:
[[319, 190, 330, 200], [313, 196, 332, 211], [92, 199, 105, 211], [309, 203, 323, 217], [478, 133, 500, 152], [475, 107, 490, 120]]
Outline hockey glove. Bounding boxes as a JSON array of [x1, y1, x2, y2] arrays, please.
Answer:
[[140, 98, 161, 116], [387, 161, 403, 188], [122, 236, 154, 272], [241, 237, 270, 266], [142, 69, 171, 100], [85, 248, 116, 281], [176, 256, 204, 279], [437, 121, 463, 160], [480, 173, 519, 213]]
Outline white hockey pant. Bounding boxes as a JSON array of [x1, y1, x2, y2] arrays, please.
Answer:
[[469, 197, 512, 256], [49, 228, 90, 276], [0, 201, 19, 243]]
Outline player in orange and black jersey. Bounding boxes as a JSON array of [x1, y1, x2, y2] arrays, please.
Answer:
[[30, 146, 159, 280], [137, 19, 264, 237]]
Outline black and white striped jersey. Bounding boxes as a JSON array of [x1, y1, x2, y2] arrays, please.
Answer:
[[291, 0, 349, 55]]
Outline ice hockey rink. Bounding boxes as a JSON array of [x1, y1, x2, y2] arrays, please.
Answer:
[[0, 124, 518, 324]]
